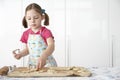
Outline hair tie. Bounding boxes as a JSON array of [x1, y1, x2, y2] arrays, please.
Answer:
[[42, 9, 45, 14]]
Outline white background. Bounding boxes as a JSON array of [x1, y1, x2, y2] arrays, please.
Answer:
[[0, 0, 120, 68]]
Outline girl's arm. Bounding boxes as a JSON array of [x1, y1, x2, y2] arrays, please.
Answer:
[[42, 37, 55, 58], [19, 43, 29, 57], [19, 48, 29, 57], [37, 37, 55, 69], [13, 43, 29, 59]]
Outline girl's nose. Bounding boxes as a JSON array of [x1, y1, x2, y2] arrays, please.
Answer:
[[31, 18, 35, 23]]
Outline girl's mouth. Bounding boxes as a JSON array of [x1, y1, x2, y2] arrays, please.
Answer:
[[31, 24, 36, 27]]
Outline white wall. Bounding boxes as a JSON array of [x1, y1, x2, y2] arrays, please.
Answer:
[[0, 0, 22, 67], [66, 0, 110, 67], [109, 0, 120, 66]]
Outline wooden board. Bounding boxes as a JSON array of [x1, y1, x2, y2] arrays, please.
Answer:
[[7, 66, 92, 77]]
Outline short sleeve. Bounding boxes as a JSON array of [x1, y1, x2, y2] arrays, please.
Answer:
[[20, 32, 28, 44], [42, 28, 54, 39]]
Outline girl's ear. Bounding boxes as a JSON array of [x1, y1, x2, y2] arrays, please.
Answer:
[[42, 15, 45, 20]]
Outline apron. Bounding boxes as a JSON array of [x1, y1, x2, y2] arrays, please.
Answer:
[[27, 30, 57, 68]]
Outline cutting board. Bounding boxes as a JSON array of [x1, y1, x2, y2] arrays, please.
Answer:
[[7, 66, 92, 77]]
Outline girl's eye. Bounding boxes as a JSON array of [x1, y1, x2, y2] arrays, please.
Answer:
[[34, 16, 39, 19], [26, 16, 39, 20], [27, 18, 31, 20], [28, 18, 31, 20]]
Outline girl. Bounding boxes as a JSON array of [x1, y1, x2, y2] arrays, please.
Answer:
[[13, 3, 57, 70]]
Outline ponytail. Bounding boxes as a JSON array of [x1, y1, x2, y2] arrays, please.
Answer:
[[44, 13, 49, 26], [22, 16, 28, 28]]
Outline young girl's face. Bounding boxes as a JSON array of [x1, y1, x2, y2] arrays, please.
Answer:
[[25, 9, 43, 30]]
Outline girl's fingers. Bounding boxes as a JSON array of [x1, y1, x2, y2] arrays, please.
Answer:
[[36, 61, 42, 70], [13, 54, 20, 59], [39, 62, 42, 69], [36, 63, 39, 71]]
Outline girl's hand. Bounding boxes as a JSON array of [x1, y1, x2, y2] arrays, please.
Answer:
[[36, 54, 47, 70], [13, 49, 22, 60]]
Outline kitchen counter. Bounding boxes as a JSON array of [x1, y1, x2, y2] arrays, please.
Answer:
[[0, 67, 120, 80]]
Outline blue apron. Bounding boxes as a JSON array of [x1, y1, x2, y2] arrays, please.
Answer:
[[27, 31, 57, 67]]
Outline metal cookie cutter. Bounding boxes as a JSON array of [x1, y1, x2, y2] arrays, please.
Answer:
[[28, 64, 36, 69], [8, 65, 16, 72], [28, 64, 37, 72], [13, 49, 20, 54]]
